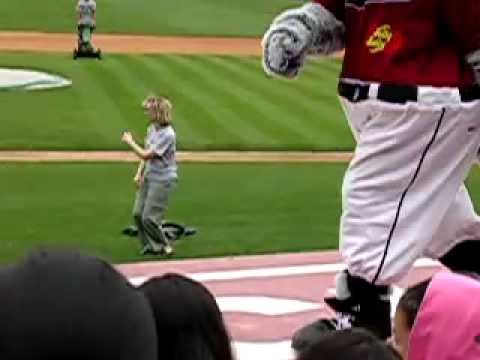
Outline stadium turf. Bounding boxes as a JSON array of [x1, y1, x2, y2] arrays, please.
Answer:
[[0, 162, 344, 264], [0, 52, 350, 151], [2, 162, 480, 265], [0, 0, 301, 36]]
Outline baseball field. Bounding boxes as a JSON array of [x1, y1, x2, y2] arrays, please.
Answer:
[[1, 0, 480, 265], [0, 0, 299, 36]]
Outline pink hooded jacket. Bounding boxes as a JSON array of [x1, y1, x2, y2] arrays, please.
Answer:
[[408, 272, 480, 360]]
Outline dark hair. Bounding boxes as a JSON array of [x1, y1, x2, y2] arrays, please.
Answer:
[[397, 279, 431, 329], [0, 249, 157, 360], [139, 273, 234, 360], [457, 271, 480, 281], [296, 328, 400, 360]]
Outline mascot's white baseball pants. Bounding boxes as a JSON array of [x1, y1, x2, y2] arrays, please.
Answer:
[[339, 82, 480, 285]]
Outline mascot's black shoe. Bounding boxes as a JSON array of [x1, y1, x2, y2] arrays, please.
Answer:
[[291, 318, 337, 353], [324, 295, 391, 339], [291, 297, 391, 353], [291, 271, 391, 353]]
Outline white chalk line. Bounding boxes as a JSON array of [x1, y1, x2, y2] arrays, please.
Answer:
[[128, 258, 439, 285], [127, 258, 440, 360]]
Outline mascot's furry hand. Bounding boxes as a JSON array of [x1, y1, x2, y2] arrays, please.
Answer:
[[262, 3, 345, 78], [262, 23, 309, 78]]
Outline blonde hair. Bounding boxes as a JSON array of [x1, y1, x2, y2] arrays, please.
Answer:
[[142, 95, 173, 125]]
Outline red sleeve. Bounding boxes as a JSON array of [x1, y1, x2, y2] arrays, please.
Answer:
[[312, 0, 345, 22], [441, 0, 480, 55]]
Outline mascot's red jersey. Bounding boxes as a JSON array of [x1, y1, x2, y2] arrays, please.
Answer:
[[314, 0, 480, 87]]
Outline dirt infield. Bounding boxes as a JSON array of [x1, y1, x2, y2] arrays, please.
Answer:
[[0, 151, 352, 163], [0, 31, 345, 57], [0, 31, 262, 55]]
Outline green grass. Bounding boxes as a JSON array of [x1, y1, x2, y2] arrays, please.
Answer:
[[0, 0, 301, 36], [3, 162, 480, 265], [0, 52, 351, 151], [0, 162, 345, 265]]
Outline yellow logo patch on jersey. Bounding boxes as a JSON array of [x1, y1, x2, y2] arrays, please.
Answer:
[[366, 25, 393, 54]]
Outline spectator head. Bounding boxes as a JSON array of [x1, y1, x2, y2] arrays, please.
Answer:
[[139, 273, 234, 360], [0, 249, 158, 360], [295, 328, 401, 360], [409, 272, 480, 360], [392, 279, 431, 359]]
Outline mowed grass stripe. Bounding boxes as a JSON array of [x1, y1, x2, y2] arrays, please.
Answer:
[[203, 56, 324, 143], [2, 161, 480, 265], [0, 52, 352, 150], [77, 58, 136, 137], [118, 55, 206, 147], [0, 0, 300, 36], [233, 56, 338, 105], [173, 55, 324, 147], [150, 55, 282, 147], [231, 57, 353, 149], [105, 55, 216, 148], [168, 57, 304, 145], [0, 54, 112, 149], [0, 162, 345, 264], [211, 56, 343, 145], [101, 55, 168, 138], [67, 61, 117, 148], [146, 54, 260, 147], [120, 55, 235, 148], [70, 59, 147, 149]]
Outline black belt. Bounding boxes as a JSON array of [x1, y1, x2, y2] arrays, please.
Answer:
[[338, 82, 480, 104]]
